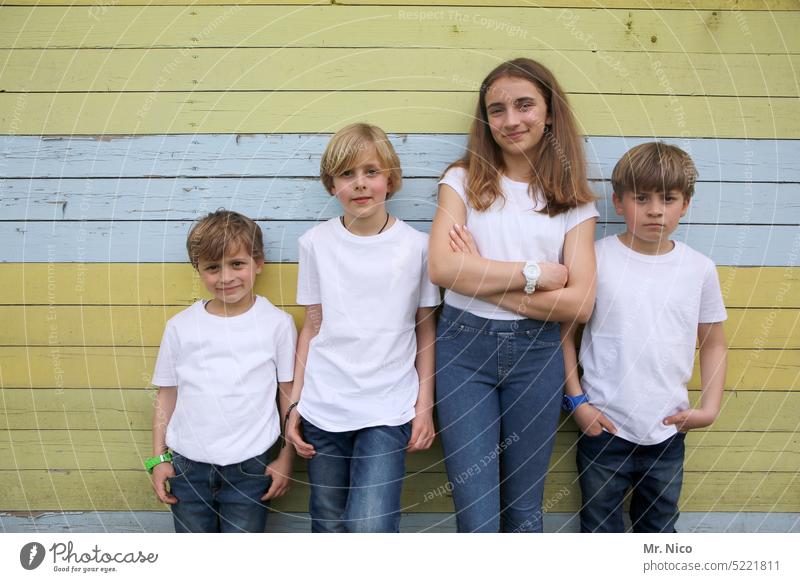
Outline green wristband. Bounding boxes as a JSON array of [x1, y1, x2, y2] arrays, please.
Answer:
[[144, 452, 173, 474]]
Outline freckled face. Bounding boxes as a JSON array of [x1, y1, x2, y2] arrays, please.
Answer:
[[485, 76, 551, 158]]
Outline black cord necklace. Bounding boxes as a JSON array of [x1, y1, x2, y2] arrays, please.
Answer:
[[341, 212, 391, 235]]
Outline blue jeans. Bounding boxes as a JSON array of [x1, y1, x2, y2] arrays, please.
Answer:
[[167, 450, 272, 533], [301, 419, 410, 533], [435, 304, 564, 533], [577, 430, 686, 533]]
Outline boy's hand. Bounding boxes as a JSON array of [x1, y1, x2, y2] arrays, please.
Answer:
[[261, 452, 293, 501], [151, 462, 178, 505], [284, 408, 315, 459], [574, 403, 617, 437], [663, 407, 717, 432], [449, 224, 480, 256], [407, 408, 435, 453]]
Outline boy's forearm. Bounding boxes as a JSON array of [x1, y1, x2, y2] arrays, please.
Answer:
[[414, 309, 436, 409], [290, 306, 322, 403], [152, 387, 176, 456], [697, 322, 727, 418], [561, 322, 584, 396]]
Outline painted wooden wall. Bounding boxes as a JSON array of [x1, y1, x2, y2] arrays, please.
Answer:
[[1, 1, 799, 523]]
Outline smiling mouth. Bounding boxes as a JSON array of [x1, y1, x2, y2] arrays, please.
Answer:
[[504, 131, 528, 140]]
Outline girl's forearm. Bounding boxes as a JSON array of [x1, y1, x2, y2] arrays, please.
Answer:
[[430, 251, 527, 297], [483, 285, 594, 323]]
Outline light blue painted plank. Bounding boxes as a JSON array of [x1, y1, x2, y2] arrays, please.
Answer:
[[3, 221, 798, 266], [2, 511, 798, 534], [1, 135, 798, 182], [3, 178, 798, 224]]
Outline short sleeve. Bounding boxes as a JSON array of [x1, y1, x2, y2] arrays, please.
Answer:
[[418, 244, 442, 308], [152, 322, 179, 387], [438, 166, 468, 206], [699, 261, 727, 323], [564, 201, 599, 233], [274, 313, 298, 382], [296, 232, 322, 305]]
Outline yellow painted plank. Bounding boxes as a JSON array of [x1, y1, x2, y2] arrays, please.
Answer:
[[3, 430, 797, 474], [5, 2, 795, 9], [0, 263, 299, 307], [1, 388, 797, 430], [1, 92, 795, 137], [3, 49, 797, 97], [2, 265, 794, 308], [3, 305, 796, 349], [2, 469, 797, 512], [1, 347, 797, 390], [3, 7, 798, 52]]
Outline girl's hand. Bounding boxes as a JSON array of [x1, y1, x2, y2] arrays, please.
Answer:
[[574, 403, 617, 437], [449, 224, 481, 256], [407, 409, 435, 453], [536, 262, 569, 291], [663, 407, 717, 433], [261, 452, 293, 501], [151, 462, 178, 505], [284, 408, 315, 459]]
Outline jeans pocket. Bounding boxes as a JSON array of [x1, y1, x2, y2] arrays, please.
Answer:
[[436, 318, 464, 342], [237, 451, 270, 478], [170, 452, 191, 479]]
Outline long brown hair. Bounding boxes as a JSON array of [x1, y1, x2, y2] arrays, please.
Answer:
[[450, 58, 595, 216]]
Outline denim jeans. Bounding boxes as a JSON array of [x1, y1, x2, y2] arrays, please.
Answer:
[[301, 419, 410, 533], [435, 304, 564, 533], [167, 450, 272, 533], [577, 430, 686, 533]]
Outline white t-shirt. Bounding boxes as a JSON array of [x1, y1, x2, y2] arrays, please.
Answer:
[[579, 236, 727, 445], [439, 166, 599, 320], [152, 296, 297, 465], [296, 217, 441, 432]]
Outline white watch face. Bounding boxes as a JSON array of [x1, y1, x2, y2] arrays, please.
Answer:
[[524, 263, 540, 279]]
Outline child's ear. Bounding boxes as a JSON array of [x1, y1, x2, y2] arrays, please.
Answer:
[[680, 195, 690, 217], [255, 259, 264, 275], [612, 192, 624, 216]]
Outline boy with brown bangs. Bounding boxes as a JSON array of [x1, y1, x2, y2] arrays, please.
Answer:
[[562, 142, 728, 533], [147, 210, 297, 533]]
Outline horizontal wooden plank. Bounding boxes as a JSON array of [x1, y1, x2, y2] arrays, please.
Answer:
[[4, 221, 798, 265], [2, 7, 798, 52], [4, 2, 795, 9], [4, 178, 798, 225], [1, 388, 797, 430], [2, 264, 795, 308], [2, 48, 797, 97], [4, 305, 796, 349], [1, 92, 796, 137], [3, 135, 796, 183], [2, 430, 797, 474], [2, 469, 797, 512], [3, 346, 796, 391]]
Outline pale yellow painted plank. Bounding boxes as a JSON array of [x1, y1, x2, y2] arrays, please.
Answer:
[[2, 7, 797, 53], [1, 347, 796, 390], [1, 388, 797, 430], [2, 469, 796, 512], [4, 1, 796, 9], [1, 92, 796, 137], [2, 265, 794, 308], [3, 429, 797, 474], [3, 305, 795, 348], [3, 49, 797, 97]]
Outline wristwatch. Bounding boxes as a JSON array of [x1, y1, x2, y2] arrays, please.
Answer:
[[562, 393, 589, 413], [522, 261, 541, 294], [145, 452, 173, 474]]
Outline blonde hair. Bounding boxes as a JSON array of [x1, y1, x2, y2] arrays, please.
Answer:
[[450, 58, 595, 216], [612, 142, 697, 199], [186, 209, 264, 268], [320, 123, 402, 198]]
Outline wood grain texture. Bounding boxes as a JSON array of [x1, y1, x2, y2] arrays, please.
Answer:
[[1, 92, 796, 137], [3, 265, 795, 308], [3, 136, 795, 182], [2, 7, 797, 52], [2, 48, 797, 97], [4, 220, 798, 265]]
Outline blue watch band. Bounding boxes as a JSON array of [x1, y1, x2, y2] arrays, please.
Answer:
[[562, 393, 589, 413]]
